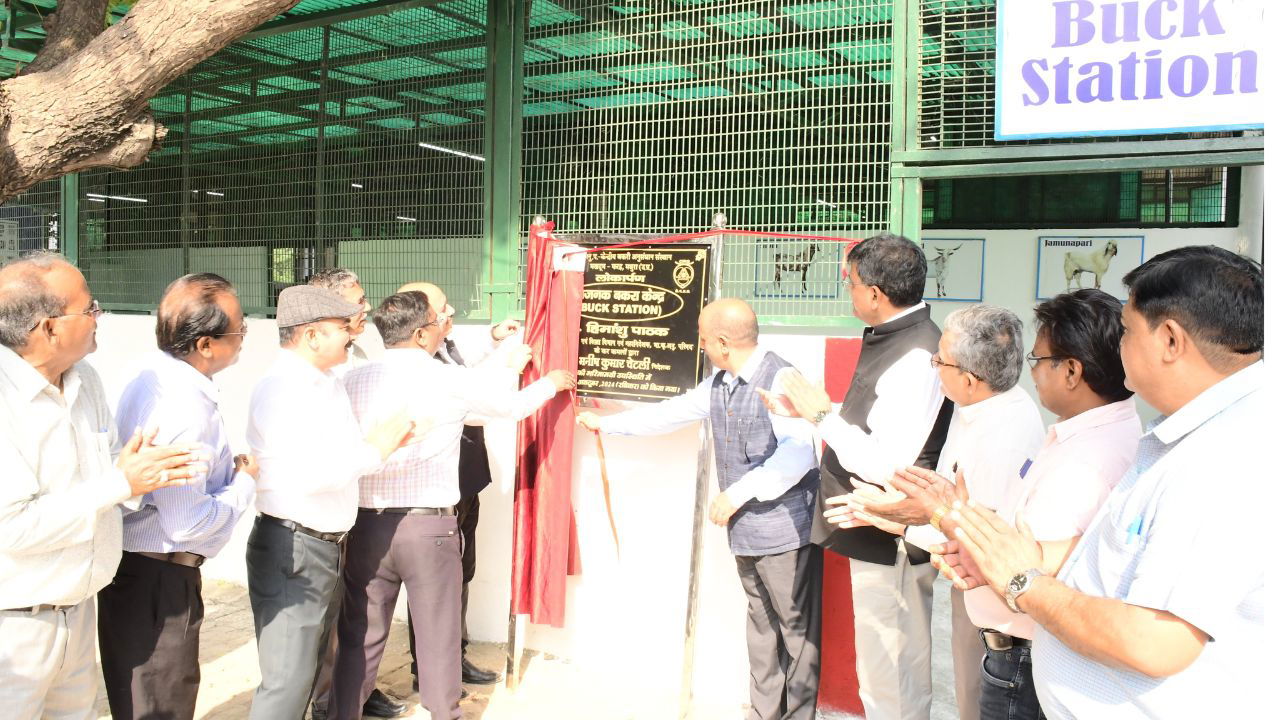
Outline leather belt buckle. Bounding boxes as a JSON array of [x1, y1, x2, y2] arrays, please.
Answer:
[[980, 629, 1015, 652], [261, 514, 347, 544], [134, 551, 206, 568]]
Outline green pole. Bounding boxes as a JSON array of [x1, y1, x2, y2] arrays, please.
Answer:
[[60, 172, 79, 265], [483, 0, 524, 323]]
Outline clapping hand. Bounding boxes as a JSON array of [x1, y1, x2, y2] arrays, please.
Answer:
[[928, 539, 988, 591], [117, 428, 210, 497], [823, 488, 907, 535], [778, 369, 833, 424], [950, 502, 1044, 599]]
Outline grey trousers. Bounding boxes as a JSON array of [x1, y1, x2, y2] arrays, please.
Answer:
[[334, 511, 462, 720], [952, 586, 985, 720], [245, 516, 344, 720], [735, 543, 823, 720]]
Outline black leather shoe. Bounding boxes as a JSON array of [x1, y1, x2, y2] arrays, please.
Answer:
[[363, 688, 407, 718], [462, 657, 500, 685]]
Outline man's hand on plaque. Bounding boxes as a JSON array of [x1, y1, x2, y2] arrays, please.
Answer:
[[709, 491, 743, 527], [576, 411, 602, 432], [546, 369, 576, 392]]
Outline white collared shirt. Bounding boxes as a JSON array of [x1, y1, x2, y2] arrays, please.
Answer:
[[0, 346, 133, 608], [1036, 362, 1265, 720], [116, 352, 256, 558], [597, 346, 817, 507], [344, 348, 556, 509], [963, 397, 1141, 638], [815, 302, 949, 488], [905, 385, 1046, 551], [248, 350, 382, 532]]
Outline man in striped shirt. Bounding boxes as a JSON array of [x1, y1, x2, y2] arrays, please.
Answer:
[[100, 273, 259, 720]]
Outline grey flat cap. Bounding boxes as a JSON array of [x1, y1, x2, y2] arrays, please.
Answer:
[[276, 285, 364, 328]]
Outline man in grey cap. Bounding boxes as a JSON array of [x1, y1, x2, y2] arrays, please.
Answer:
[[245, 285, 416, 720]]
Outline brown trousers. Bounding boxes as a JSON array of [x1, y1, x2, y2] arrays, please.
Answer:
[[332, 510, 462, 720]]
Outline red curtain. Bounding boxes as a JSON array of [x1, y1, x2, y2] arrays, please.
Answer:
[[510, 221, 583, 627]]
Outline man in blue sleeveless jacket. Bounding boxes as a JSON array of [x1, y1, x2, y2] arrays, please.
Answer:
[[578, 298, 822, 720]]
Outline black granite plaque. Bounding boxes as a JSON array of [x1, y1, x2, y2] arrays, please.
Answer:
[[576, 243, 711, 401]]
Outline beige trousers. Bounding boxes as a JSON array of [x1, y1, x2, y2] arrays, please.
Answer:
[[951, 585, 986, 720], [0, 599, 98, 720], [847, 542, 937, 720]]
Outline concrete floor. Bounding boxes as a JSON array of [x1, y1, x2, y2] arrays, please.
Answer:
[[90, 577, 961, 720]]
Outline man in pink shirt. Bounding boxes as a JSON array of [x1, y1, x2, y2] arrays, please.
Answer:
[[892, 289, 1141, 720]]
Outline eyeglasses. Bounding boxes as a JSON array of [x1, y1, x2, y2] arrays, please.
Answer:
[[930, 353, 985, 382], [417, 318, 440, 331], [216, 323, 249, 337], [29, 299, 101, 331], [1026, 352, 1067, 369]]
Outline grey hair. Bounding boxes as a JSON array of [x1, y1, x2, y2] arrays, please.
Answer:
[[944, 304, 1024, 392], [308, 267, 360, 292], [0, 251, 73, 350], [279, 324, 303, 346]]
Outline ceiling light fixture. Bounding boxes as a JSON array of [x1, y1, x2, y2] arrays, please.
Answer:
[[351, 183, 364, 189], [418, 142, 485, 162], [395, 216, 417, 222], [85, 193, 147, 203]]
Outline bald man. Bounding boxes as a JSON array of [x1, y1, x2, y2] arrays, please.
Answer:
[[100, 273, 260, 720], [578, 299, 823, 720], [397, 282, 518, 690]]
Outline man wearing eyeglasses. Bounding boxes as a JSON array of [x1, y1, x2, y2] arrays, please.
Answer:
[[245, 285, 416, 720], [762, 233, 953, 720], [97, 273, 261, 720], [828, 304, 1046, 720], [332, 291, 572, 720], [1, 253, 208, 719]]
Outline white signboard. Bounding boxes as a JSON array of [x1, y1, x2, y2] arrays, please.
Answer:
[[0, 220, 19, 263], [996, 0, 1265, 139]]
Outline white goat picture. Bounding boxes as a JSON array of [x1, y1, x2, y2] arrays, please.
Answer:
[[1064, 239, 1119, 289], [1036, 236, 1144, 300], [923, 238, 984, 301]]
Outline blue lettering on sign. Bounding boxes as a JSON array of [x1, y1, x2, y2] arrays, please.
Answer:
[[1022, 0, 1254, 107]]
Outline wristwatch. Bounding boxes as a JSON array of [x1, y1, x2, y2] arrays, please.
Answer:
[[811, 409, 829, 425], [1004, 568, 1045, 613]]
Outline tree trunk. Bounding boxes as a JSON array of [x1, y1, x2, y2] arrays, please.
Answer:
[[0, 0, 302, 204]]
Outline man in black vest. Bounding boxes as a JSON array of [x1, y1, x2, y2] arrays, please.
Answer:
[[766, 233, 952, 720], [398, 282, 515, 690], [578, 298, 821, 720]]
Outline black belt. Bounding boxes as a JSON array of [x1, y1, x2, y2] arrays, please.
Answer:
[[2, 603, 77, 614], [259, 514, 348, 543], [360, 506, 457, 516], [132, 550, 206, 568], [980, 629, 1032, 652]]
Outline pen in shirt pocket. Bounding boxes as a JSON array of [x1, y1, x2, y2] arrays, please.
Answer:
[[1125, 514, 1145, 545]]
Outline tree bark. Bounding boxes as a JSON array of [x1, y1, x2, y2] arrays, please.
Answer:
[[20, 0, 113, 76], [0, 0, 302, 204]]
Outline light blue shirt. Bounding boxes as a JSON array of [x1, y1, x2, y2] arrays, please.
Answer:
[[117, 352, 255, 558], [1035, 361, 1265, 719]]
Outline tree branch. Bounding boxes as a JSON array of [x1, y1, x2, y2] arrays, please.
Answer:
[[0, 0, 302, 203], [19, 0, 113, 76]]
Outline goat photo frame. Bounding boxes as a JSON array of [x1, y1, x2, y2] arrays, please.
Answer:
[[752, 240, 841, 299], [1035, 235, 1145, 301], [923, 237, 985, 302]]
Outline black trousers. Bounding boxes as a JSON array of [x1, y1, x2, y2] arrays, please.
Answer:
[[98, 552, 203, 720], [409, 492, 480, 677]]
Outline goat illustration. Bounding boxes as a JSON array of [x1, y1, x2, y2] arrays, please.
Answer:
[[926, 245, 962, 298], [774, 243, 820, 294], [1064, 240, 1119, 290]]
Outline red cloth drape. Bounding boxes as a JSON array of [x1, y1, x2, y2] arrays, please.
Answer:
[[510, 221, 583, 627]]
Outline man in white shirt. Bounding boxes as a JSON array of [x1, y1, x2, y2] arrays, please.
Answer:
[[579, 299, 821, 720], [331, 290, 571, 720], [947, 246, 1265, 719], [245, 285, 414, 720], [100, 273, 260, 720], [890, 290, 1142, 720], [832, 304, 1045, 720], [766, 234, 951, 720], [0, 252, 208, 719]]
